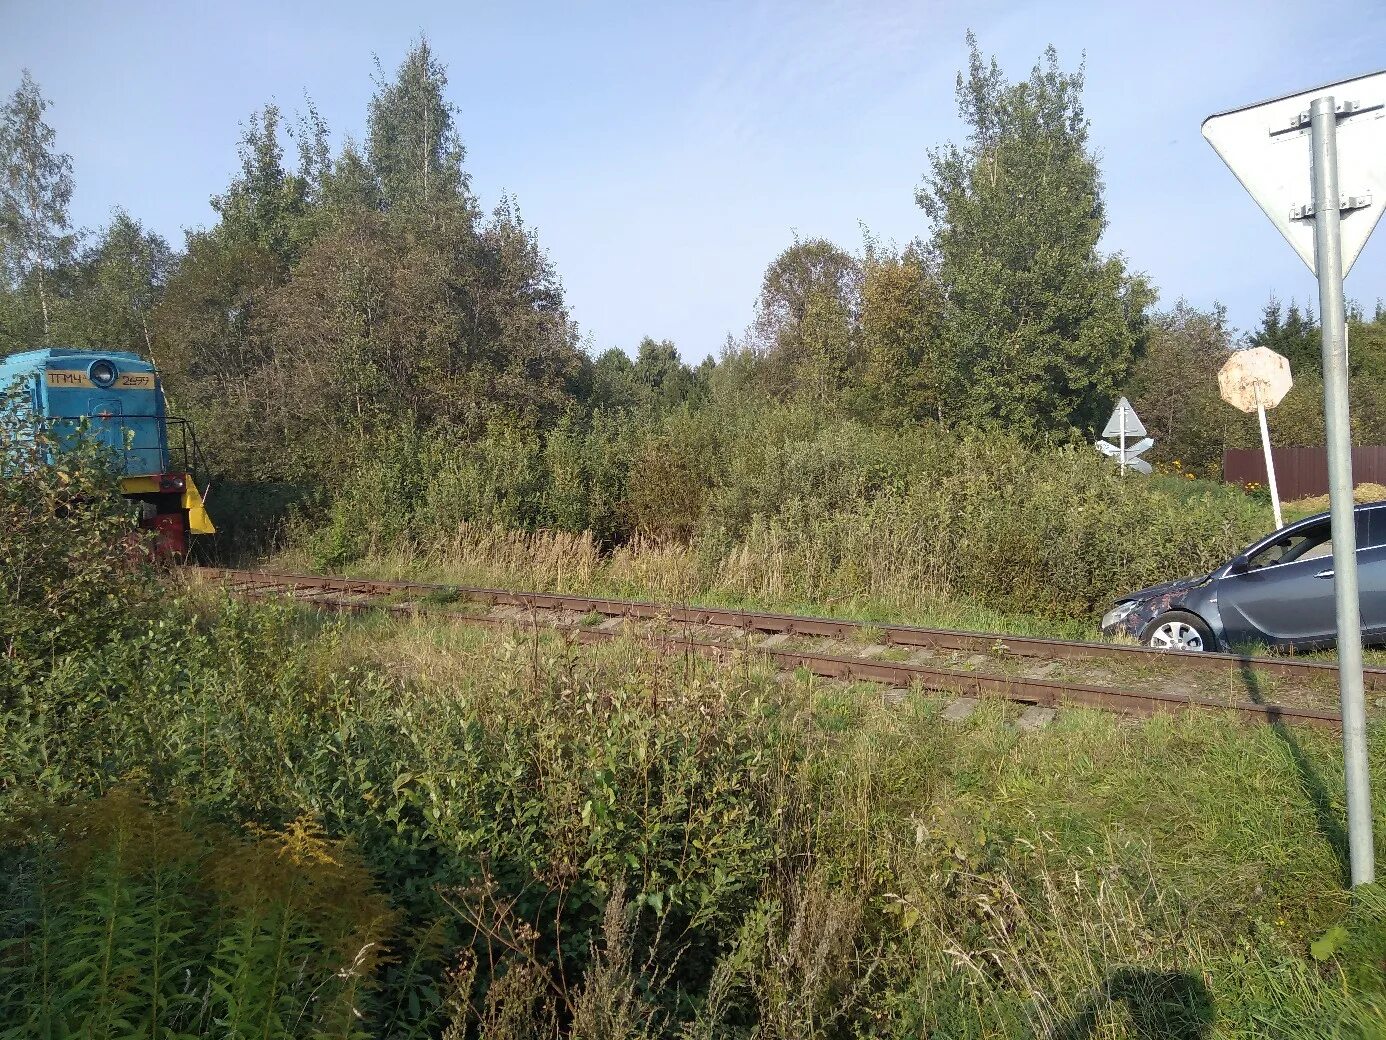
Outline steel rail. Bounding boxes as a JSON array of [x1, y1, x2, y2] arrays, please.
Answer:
[[194, 567, 1344, 730], [191, 566, 1383, 691]]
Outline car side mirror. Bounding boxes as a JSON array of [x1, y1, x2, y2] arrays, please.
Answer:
[[1228, 554, 1251, 575]]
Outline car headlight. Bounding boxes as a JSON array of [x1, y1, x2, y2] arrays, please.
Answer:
[[89, 359, 118, 387], [1100, 601, 1139, 630]]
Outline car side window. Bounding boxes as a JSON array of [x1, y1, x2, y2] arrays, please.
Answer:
[[1299, 536, 1335, 561], [1356, 507, 1386, 549], [1248, 521, 1332, 568]]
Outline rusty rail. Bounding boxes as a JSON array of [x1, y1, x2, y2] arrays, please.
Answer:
[[191, 567, 1346, 730]]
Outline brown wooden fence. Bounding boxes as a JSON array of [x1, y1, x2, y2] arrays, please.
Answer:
[[1224, 445, 1386, 499]]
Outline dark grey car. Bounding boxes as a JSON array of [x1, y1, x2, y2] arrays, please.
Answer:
[[1100, 501, 1386, 651]]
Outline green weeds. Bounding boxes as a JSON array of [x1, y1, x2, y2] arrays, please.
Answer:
[[296, 414, 1267, 622], [0, 790, 393, 1039], [3, 438, 1384, 1036]]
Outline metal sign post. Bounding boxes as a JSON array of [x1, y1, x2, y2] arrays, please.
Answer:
[[1204, 72, 1385, 886], [1255, 387, 1284, 529], [1310, 95, 1374, 887], [1119, 402, 1127, 476]]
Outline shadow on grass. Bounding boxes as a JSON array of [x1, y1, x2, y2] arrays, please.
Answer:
[[1240, 660, 1351, 885], [1049, 968, 1213, 1039]]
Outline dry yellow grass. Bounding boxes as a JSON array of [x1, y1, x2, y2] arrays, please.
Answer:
[[1286, 481, 1386, 514]]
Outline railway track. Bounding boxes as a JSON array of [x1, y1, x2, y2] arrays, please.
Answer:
[[191, 566, 1351, 730]]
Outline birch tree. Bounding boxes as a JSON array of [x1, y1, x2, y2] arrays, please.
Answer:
[[0, 71, 75, 343], [366, 38, 474, 217]]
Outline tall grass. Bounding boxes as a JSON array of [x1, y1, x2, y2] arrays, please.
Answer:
[[297, 412, 1268, 622], [4, 588, 1386, 1037], [0, 791, 393, 1039]]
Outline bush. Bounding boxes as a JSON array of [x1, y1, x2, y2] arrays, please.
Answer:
[[0, 390, 152, 685], [311, 415, 641, 567], [701, 430, 1263, 615], [1, 585, 814, 1034], [201, 479, 317, 563], [305, 405, 1267, 619]]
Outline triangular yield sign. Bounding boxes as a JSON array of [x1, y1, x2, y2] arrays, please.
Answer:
[[1202, 70, 1386, 276], [1102, 397, 1146, 439]]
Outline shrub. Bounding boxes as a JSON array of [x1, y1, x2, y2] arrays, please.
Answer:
[[2, 583, 816, 1034], [311, 416, 638, 566], [306, 406, 1267, 619], [542, 412, 634, 543], [0, 389, 152, 686], [703, 431, 1264, 615]]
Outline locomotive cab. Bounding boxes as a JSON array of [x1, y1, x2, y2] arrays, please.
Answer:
[[0, 347, 214, 555]]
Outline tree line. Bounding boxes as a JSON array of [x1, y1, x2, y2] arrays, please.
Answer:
[[3, 34, 1384, 512]]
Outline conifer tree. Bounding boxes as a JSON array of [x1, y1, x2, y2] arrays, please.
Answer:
[[1248, 296, 1320, 374]]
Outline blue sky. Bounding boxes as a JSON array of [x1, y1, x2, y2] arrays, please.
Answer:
[[5, 0, 1385, 362]]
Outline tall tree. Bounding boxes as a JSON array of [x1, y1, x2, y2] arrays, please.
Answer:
[[633, 337, 704, 410], [1128, 302, 1235, 473], [151, 231, 282, 475], [211, 104, 314, 266], [855, 236, 948, 424], [919, 35, 1152, 437], [320, 138, 382, 215], [751, 238, 860, 403], [0, 71, 75, 344], [256, 196, 584, 463], [588, 347, 640, 411], [292, 96, 332, 207], [154, 100, 320, 473], [366, 38, 473, 216], [56, 209, 172, 354], [1248, 296, 1320, 374]]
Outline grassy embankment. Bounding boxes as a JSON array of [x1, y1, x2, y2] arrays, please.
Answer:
[[6, 586, 1386, 1038], [9, 423, 1386, 1037], [8, 587, 1386, 1040]]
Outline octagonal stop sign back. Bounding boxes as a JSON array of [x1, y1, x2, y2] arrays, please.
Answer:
[[1218, 347, 1292, 413]]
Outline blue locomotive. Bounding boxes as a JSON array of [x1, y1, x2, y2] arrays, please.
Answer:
[[0, 347, 214, 553]]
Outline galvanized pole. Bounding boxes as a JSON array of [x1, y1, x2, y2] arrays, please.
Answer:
[[1119, 404, 1127, 476], [1255, 386, 1284, 529], [1310, 94, 1374, 886]]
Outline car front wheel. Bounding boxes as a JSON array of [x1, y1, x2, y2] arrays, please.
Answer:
[[1143, 610, 1216, 652]]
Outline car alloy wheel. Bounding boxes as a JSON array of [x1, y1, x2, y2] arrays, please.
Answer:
[[1147, 619, 1206, 651]]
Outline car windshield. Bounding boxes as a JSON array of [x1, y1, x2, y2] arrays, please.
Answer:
[[1246, 520, 1332, 569]]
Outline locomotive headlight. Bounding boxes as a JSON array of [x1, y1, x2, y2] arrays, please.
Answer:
[[89, 359, 118, 387]]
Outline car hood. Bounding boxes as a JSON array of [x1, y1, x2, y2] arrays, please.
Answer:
[[1115, 572, 1212, 605]]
